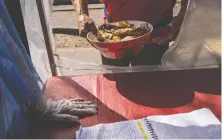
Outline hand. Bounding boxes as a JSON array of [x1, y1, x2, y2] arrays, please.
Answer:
[[29, 97, 97, 123], [152, 18, 180, 45], [152, 0, 188, 45], [77, 14, 97, 37]]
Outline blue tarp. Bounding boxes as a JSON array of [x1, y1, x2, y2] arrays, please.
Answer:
[[0, 0, 43, 138]]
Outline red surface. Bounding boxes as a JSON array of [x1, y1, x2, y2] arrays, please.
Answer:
[[30, 68, 221, 139]]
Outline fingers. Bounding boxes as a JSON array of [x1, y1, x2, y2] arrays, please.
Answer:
[[79, 23, 88, 37], [71, 103, 98, 109], [89, 22, 98, 35], [62, 99, 97, 116], [152, 29, 174, 45], [70, 99, 96, 105], [67, 107, 97, 116], [78, 15, 97, 37], [71, 99, 94, 104], [48, 98, 98, 117], [51, 114, 80, 123], [53, 98, 97, 108], [69, 99, 98, 112], [71, 98, 85, 102], [80, 22, 97, 37], [153, 33, 174, 45], [50, 99, 73, 107]]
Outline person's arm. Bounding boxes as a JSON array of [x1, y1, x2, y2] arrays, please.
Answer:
[[152, 0, 189, 45], [71, 0, 97, 37], [72, 0, 89, 16]]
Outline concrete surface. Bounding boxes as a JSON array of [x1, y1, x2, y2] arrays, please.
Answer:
[[52, 4, 104, 29], [55, 48, 103, 76], [53, 4, 104, 11], [56, 48, 102, 64]]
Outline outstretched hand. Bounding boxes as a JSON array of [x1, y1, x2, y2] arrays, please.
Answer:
[[30, 97, 97, 123]]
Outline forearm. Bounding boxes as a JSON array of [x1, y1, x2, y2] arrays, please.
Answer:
[[72, 0, 89, 16]]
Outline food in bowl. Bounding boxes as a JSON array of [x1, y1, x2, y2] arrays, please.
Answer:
[[96, 20, 151, 42], [87, 21, 153, 59]]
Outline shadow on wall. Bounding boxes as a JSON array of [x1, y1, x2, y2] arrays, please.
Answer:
[[109, 68, 221, 108]]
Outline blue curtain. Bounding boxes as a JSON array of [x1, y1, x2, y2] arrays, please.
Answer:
[[0, 0, 43, 138]]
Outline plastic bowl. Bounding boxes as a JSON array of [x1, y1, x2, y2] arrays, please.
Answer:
[[87, 21, 153, 59]]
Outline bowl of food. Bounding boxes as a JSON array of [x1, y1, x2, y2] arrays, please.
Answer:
[[87, 20, 153, 59]]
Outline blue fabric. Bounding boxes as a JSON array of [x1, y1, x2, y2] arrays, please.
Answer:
[[0, 77, 28, 138], [0, 56, 31, 106], [0, 0, 43, 138], [0, 0, 38, 76], [104, 5, 112, 23]]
